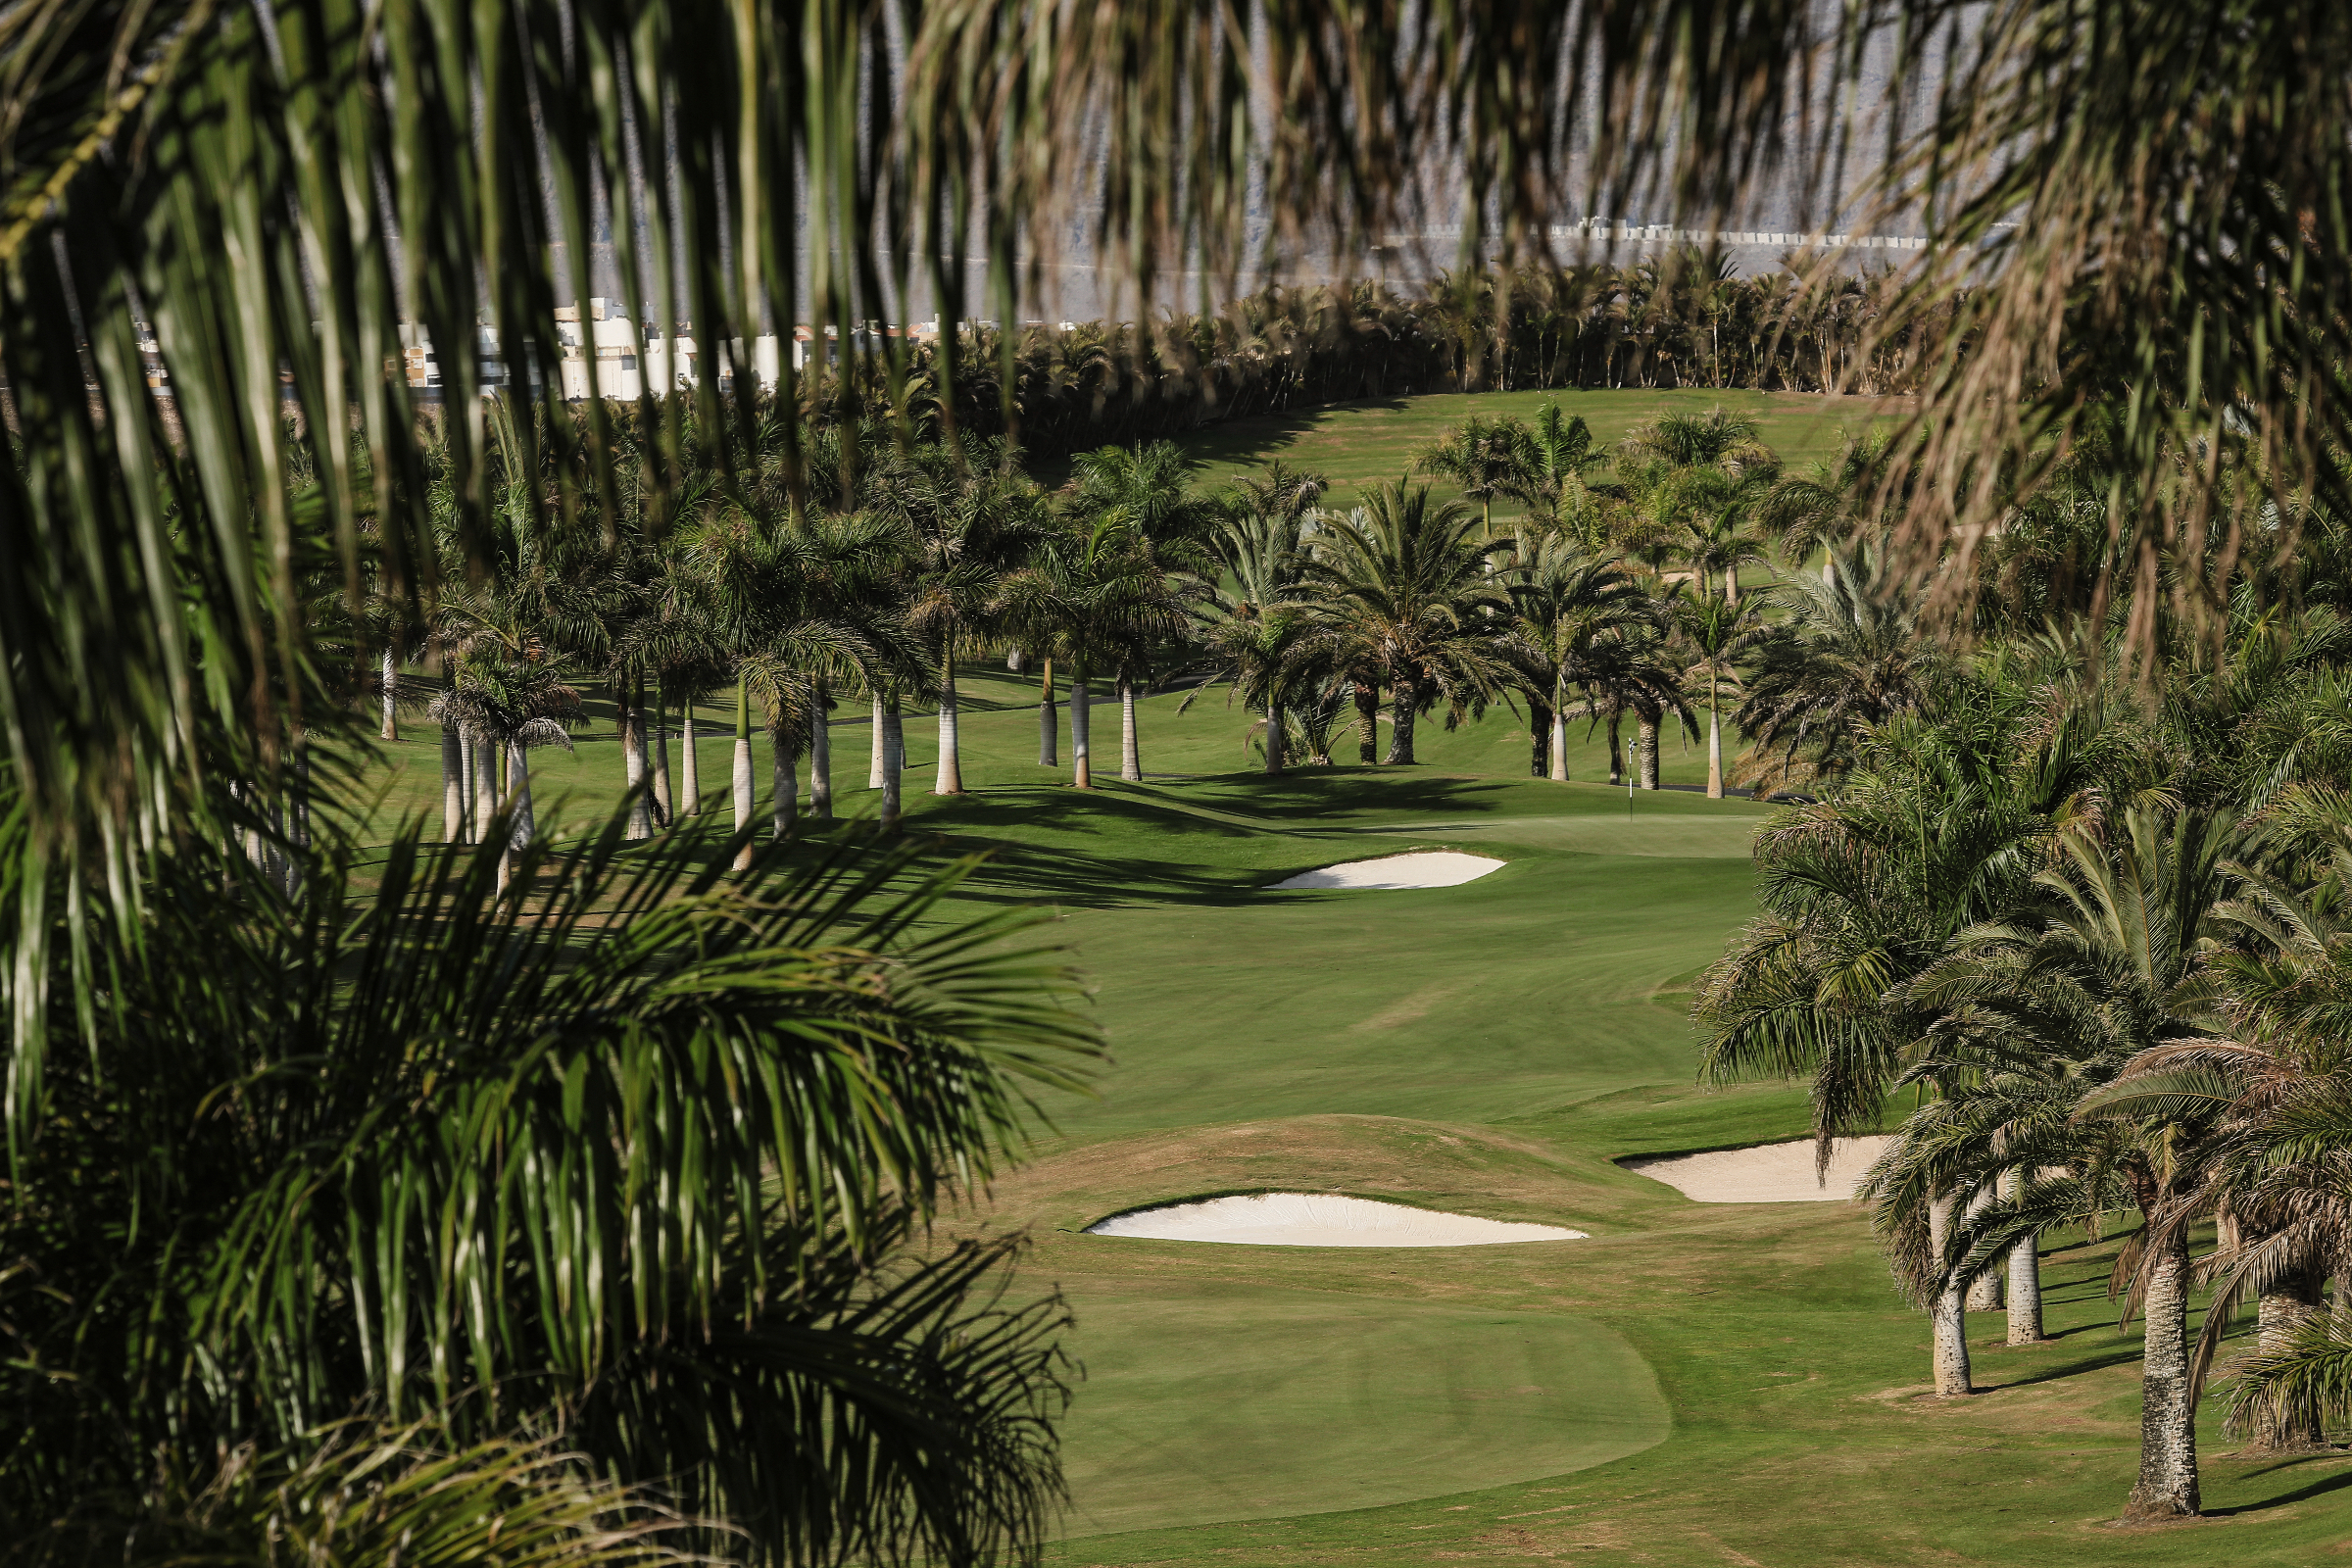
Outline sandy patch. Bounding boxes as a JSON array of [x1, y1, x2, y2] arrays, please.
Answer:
[[1086, 1192, 1586, 1247], [1268, 852, 1505, 890], [1619, 1136, 1894, 1203]]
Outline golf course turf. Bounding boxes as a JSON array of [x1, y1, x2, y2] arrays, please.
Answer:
[[357, 393, 2352, 1562]]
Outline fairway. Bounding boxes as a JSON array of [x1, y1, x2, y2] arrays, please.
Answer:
[[364, 390, 2352, 1565]]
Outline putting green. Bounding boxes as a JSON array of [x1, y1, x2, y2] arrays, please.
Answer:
[[1057, 1284, 1668, 1537]]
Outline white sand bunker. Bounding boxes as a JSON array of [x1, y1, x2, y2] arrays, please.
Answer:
[[1620, 1136, 1894, 1203], [1086, 1192, 1586, 1248], [1267, 852, 1505, 890]]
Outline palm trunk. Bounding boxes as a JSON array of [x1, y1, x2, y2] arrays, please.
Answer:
[[869, 693, 887, 788], [458, 727, 477, 842], [2253, 1266, 2328, 1450], [1039, 658, 1058, 766], [503, 739, 535, 896], [2125, 1223, 2201, 1520], [1967, 1186, 2005, 1311], [1705, 666, 1724, 799], [732, 676, 756, 871], [1119, 676, 1143, 781], [1638, 710, 1660, 790], [380, 646, 399, 740], [880, 695, 906, 828], [808, 685, 834, 821], [1929, 1192, 1974, 1397], [678, 703, 700, 814], [622, 679, 652, 840], [1071, 673, 1094, 788], [2005, 1168, 2045, 1345], [471, 725, 498, 847], [1385, 671, 1417, 764], [773, 732, 799, 839], [440, 722, 465, 842], [1354, 681, 1380, 763], [936, 647, 964, 793], [1607, 713, 1624, 786], [1548, 682, 1569, 782], [1530, 696, 1551, 777], [650, 689, 674, 825], [1265, 698, 1286, 773]]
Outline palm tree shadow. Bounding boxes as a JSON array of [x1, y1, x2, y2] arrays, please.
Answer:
[[2207, 1456, 2352, 1515], [1980, 1346, 2144, 1391]]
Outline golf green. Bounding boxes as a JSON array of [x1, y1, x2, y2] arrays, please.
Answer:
[[1055, 1283, 1668, 1537]]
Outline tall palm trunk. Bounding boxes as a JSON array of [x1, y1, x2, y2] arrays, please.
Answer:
[[1705, 664, 1725, 799], [1966, 1187, 2004, 1311], [650, 689, 674, 825], [1039, 658, 1058, 766], [808, 685, 834, 821], [503, 739, 535, 896], [1929, 1191, 1974, 1396], [880, 695, 905, 829], [2253, 1266, 2328, 1450], [869, 692, 887, 788], [773, 729, 799, 839], [1265, 697, 1286, 773], [1071, 672, 1094, 788], [2126, 1221, 2201, 1520], [936, 647, 964, 794], [440, 722, 465, 841], [1530, 695, 1551, 777], [1354, 680, 1379, 763], [678, 702, 700, 814], [471, 725, 498, 846], [1638, 709, 1661, 790], [458, 727, 477, 842], [1548, 681, 1569, 782], [1385, 672, 1417, 764], [731, 676, 756, 871], [1119, 675, 1142, 781], [1607, 713, 1624, 786], [380, 646, 399, 740], [2005, 1169, 2044, 1345], [621, 678, 652, 840]]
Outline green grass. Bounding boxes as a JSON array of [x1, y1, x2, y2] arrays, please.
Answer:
[[366, 390, 2348, 1563], [1158, 385, 1897, 515]]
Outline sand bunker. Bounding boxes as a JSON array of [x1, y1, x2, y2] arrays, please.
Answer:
[[1267, 852, 1505, 891], [1619, 1136, 1894, 1203], [1086, 1192, 1586, 1247]]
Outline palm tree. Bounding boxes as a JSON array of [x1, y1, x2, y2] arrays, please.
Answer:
[[1506, 540, 1654, 782], [1735, 543, 1943, 792], [1298, 480, 1515, 765], [2, 782, 1102, 1558], [872, 440, 1048, 795], [1189, 515, 1311, 773], [1068, 442, 1214, 780], [1502, 403, 1612, 547], [425, 658, 579, 892], [2004, 809, 2240, 1521], [1415, 414, 1529, 536], [1004, 519, 1187, 790], [1696, 697, 2126, 1396], [1675, 586, 1766, 798]]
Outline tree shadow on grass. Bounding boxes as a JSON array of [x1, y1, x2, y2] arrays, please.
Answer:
[[1977, 1346, 2145, 1391], [2207, 1455, 2352, 1515]]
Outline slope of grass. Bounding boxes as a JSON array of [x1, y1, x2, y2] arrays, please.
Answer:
[[1161, 385, 1896, 515]]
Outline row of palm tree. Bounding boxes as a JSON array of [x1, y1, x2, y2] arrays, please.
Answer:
[[794, 259, 1941, 465], [1693, 564, 2352, 1522]]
